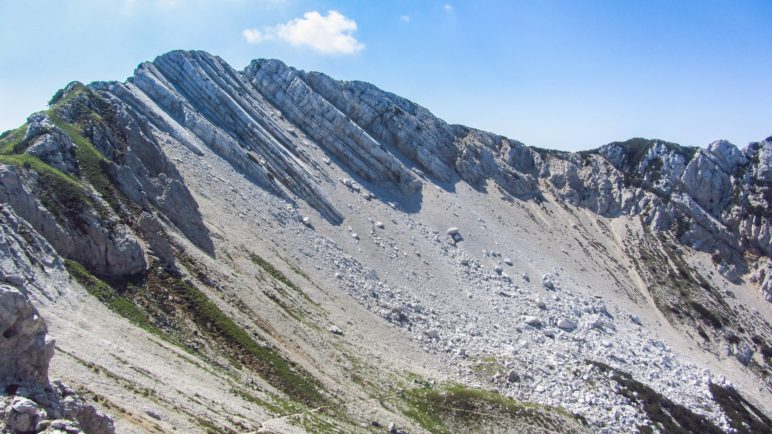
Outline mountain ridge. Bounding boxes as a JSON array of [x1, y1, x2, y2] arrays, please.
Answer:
[[0, 49, 770, 433]]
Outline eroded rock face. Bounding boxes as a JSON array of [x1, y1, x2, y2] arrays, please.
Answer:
[[298, 70, 460, 183], [531, 137, 770, 295], [0, 205, 63, 295], [0, 207, 58, 386], [0, 165, 146, 277], [0, 285, 54, 385], [25, 51, 760, 307], [59, 81, 216, 255], [0, 349, 117, 434], [750, 261, 772, 302], [246, 58, 422, 196], [0, 207, 115, 434], [123, 51, 344, 224], [110, 51, 772, 300], [707, 139, 747, 172], [680, 150, 733, 216], [23, 114, 79, 175], [749, 139, 772, 181], [64, 51, 768, 299]]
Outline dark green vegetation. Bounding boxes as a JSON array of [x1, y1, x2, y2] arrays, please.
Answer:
[[633, 232, 723, 328], [170, 278, 325, 406], [55, 120, 114, 201], [2, 83, 330, 430], [709, 383, 772, 434], [530, 146, 572, 160], [68, 253, 327, 409], [587, 360, 772, 434], [534, 137, 696, 176], [604, 137, 697, 170], [0, 124, 28, 154], [611, 138, 691, 189], [250, 253, 302, 294], [64, 260, 162, 337], [630, 229, 746, 342], [588, 360, 772, 434], [588, 360, 723, 434], [0, 84, 132, 227], [631, 228, 772, 378], [48, 84, 140, 219], [399, 383, 586, 434]]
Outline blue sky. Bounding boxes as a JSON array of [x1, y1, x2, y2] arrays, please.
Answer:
[[1, 0, 770, 151]]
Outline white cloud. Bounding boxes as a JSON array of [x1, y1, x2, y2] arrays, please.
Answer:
[[242, 28, 267, 44], [400, 15, 411, 23], [243, 10, 364, 55], [443, 4, 453, 13]]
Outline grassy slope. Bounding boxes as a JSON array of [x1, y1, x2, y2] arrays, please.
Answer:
[[400, 382, 586, 434]]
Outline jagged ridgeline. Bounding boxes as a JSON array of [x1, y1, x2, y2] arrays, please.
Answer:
[[0, 50, 770, 433]]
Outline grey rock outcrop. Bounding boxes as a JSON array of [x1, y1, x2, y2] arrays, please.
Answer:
[[246, 58, 421, 197], [749, 139, 772, 181], [0, 206, 114, 434], [19, 51, 761, 304], [0, 348, 116, 434], [57, 81, 215, 255], [0, 165, 146, 276], [0, 285, 54, 385], [298, 70, 459, 183], [0, 205, 63, 295], [750, 260, 772, 302], [123, 51, 343, 224], [532, 137, 770, 294], [23, 114, 78, 175], [707, 139, 747, 172], [3, 396, 42, 433], [680, 149, 733, 216]]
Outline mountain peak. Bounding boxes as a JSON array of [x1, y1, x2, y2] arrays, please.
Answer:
[[1, 50, 770, 433]]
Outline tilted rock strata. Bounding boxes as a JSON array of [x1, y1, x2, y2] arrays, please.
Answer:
[[81, 50, 770, 299], [0, 49, 770, 433]]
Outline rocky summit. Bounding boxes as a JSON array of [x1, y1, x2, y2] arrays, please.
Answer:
[[0, 50, 770, 433]]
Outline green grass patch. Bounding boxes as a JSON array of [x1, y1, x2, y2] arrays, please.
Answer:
[[64, 259, 161, 336], [250, 253, 315, 304], [0, 124, 28, 155], [250, 254, 300, 291], [49, 82, 90, 109], [229, 387, 284, 414], [47, 86, 136, 220], [263, 290, 307, 322], [172, 279, 325, 406], [290, 410, 341, 434], [193, 416, 237, 434], [470, 355, 506, 378], [400, 383, 581, 434], [48, 116, 123, 209]]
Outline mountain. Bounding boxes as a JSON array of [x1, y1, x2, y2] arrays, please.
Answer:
[[0, 49, 770, 433]]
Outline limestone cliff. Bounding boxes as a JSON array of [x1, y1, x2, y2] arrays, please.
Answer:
[[1, 50, 769, 434]]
